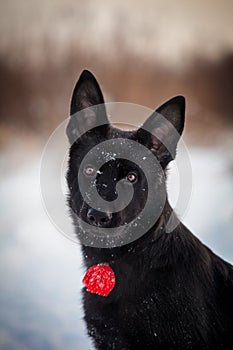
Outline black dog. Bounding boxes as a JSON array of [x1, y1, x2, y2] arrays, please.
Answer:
[[66, 70, 233, 349]]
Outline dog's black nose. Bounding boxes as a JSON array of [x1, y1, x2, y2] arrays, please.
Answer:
[[87, 208, 112, 226]]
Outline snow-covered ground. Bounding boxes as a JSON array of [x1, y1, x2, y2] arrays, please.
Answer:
[[0, 140, 232, 349], [0, 146, 93, 350]]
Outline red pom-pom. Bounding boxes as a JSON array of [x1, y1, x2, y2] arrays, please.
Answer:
[[82, 264, 116, 297]]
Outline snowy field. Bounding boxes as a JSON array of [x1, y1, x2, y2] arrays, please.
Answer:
[[0, 140, 232, 350]]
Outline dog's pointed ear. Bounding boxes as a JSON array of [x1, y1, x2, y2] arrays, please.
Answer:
[[66, 70, 109, 144], [137, 96, 185, 168]]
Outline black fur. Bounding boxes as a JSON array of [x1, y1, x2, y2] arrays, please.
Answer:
[[66, 70, 233, 349]]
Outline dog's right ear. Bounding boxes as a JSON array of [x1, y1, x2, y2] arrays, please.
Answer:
[[137, 96, 185, 169], [66, 70, 109, 144]]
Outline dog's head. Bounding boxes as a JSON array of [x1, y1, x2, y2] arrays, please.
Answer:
[[66, 70, 185, 243]]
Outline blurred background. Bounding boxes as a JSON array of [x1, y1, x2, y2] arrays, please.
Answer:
[[0, 0, 233, 349]]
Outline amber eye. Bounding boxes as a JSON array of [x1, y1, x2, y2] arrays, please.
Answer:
[[126, 172, 137, 183], [84, 166, 95, 176]]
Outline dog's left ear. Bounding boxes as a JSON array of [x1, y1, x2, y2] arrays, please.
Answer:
[[66, 70, 109, 144], [137, 96, 185, 168]]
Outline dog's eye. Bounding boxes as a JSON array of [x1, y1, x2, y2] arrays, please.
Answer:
[[84, 166, 95, 176], [126, 172, 137, 183]]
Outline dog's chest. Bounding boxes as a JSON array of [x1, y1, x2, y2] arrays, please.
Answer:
[[82, 263, 212, 349]]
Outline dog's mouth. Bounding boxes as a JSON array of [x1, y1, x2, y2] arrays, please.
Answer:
[[78, 211, 129, 230], [71, 191, 156, 247], [73, 212, 133, 246], [73, 208, 157, 249], [75, 204, 129, 228]]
